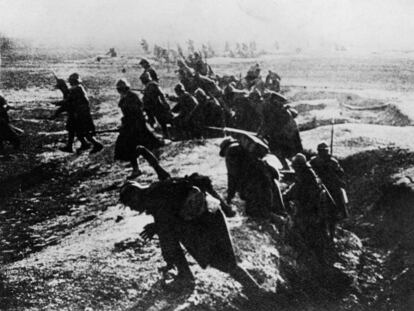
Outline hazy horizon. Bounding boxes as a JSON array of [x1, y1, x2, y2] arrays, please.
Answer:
[[1, 0, 414, 53]]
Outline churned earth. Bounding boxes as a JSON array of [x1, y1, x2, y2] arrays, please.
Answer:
[[1, 48, 414, 310]]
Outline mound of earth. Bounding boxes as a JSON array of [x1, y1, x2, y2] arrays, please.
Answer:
[[287, 90, 412, 131], [2, 132, 412, 310]]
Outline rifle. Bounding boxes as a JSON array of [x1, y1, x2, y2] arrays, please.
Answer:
[[206, 126, 256, 136], [10, 124, 24, 135], [94, 128, 120, 134]]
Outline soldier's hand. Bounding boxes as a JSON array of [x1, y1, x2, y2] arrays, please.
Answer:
[[140, 223, 157, 242]]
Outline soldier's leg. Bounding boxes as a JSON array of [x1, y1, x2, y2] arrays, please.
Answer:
[[6, 126, 20, 150], [127, 156, 141, 180], [85, 134, 103, 154], [145, 109, 156, 128], [158, 120, 170, 139], [226, 173, 238, 204], [226, 264, 263, 297], [158, 225, 194, 283], [59, 130, 75, 152], [136, 146, 170, 181], [271, 179, 287, 216]]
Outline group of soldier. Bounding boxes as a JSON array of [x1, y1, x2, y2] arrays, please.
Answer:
[[0, 55, 349, 300]]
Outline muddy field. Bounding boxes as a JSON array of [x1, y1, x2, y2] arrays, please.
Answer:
[[1, 50, 414, 311]]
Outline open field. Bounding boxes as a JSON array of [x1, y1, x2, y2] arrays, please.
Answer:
[[1, 50, 414, 310]]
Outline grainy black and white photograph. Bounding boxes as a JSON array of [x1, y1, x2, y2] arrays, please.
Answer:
[[1, 0, 414, 310]]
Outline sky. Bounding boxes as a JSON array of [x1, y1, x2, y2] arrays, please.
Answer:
[[1, 0, 414, 51]]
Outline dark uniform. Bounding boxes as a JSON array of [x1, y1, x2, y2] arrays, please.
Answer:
[[114, 90, 162, 162], [0, 95, 20, 151], [119, 174, 262, 297], [191, 89, 225, 138], [169, 86, 198, 139], [310, 144, 348, 219], [259, 92, 302, 167], [284, 154, 336, 248], [54, 84, 95, 138], [53, 75, 103, 154], [223, 86, 262, 131], [219, 137, 286, 220], [141, 79, 172, 138], [139, 58, 159, 82]]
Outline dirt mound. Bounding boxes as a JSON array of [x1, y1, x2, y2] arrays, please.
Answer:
[[289, 90, 412, 129]]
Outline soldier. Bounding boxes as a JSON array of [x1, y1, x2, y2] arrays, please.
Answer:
[[119, 154, 265, 298], [51, 73, 103, 154], [245, 63, 261, 89], [191, 88, 225, 138], [284, 153, 336, 248], [223, 84, 262, 131], [0, 94, 20, 153], [219, 136, 287, 222], [310, 142, 349, 220], [139, 58, 159, 82], [167, 83, 198, 140], [258, 91, 302, 169], [140, 72, 172, 139], [114, 79, 163, 179], [265, 70, 281, 92], [106, 48, 117, 57]]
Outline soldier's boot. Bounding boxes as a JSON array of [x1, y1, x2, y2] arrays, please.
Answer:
[[60, 132, 75, 153], [87, 136, 104, 154], [162, 260, 195, 292], [7, 130, 20, 150]]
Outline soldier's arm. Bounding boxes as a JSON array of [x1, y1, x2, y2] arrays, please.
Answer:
[[283, 183, 297, 202], [51, 100, 70, 118], [167, 94, 179, 102]]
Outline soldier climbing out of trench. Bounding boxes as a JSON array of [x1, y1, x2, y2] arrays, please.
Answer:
[[283, 153, 337, 253], [310, 142, 349, 238], [119, 147, 275, 299], [219, 134, 288, 226]]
